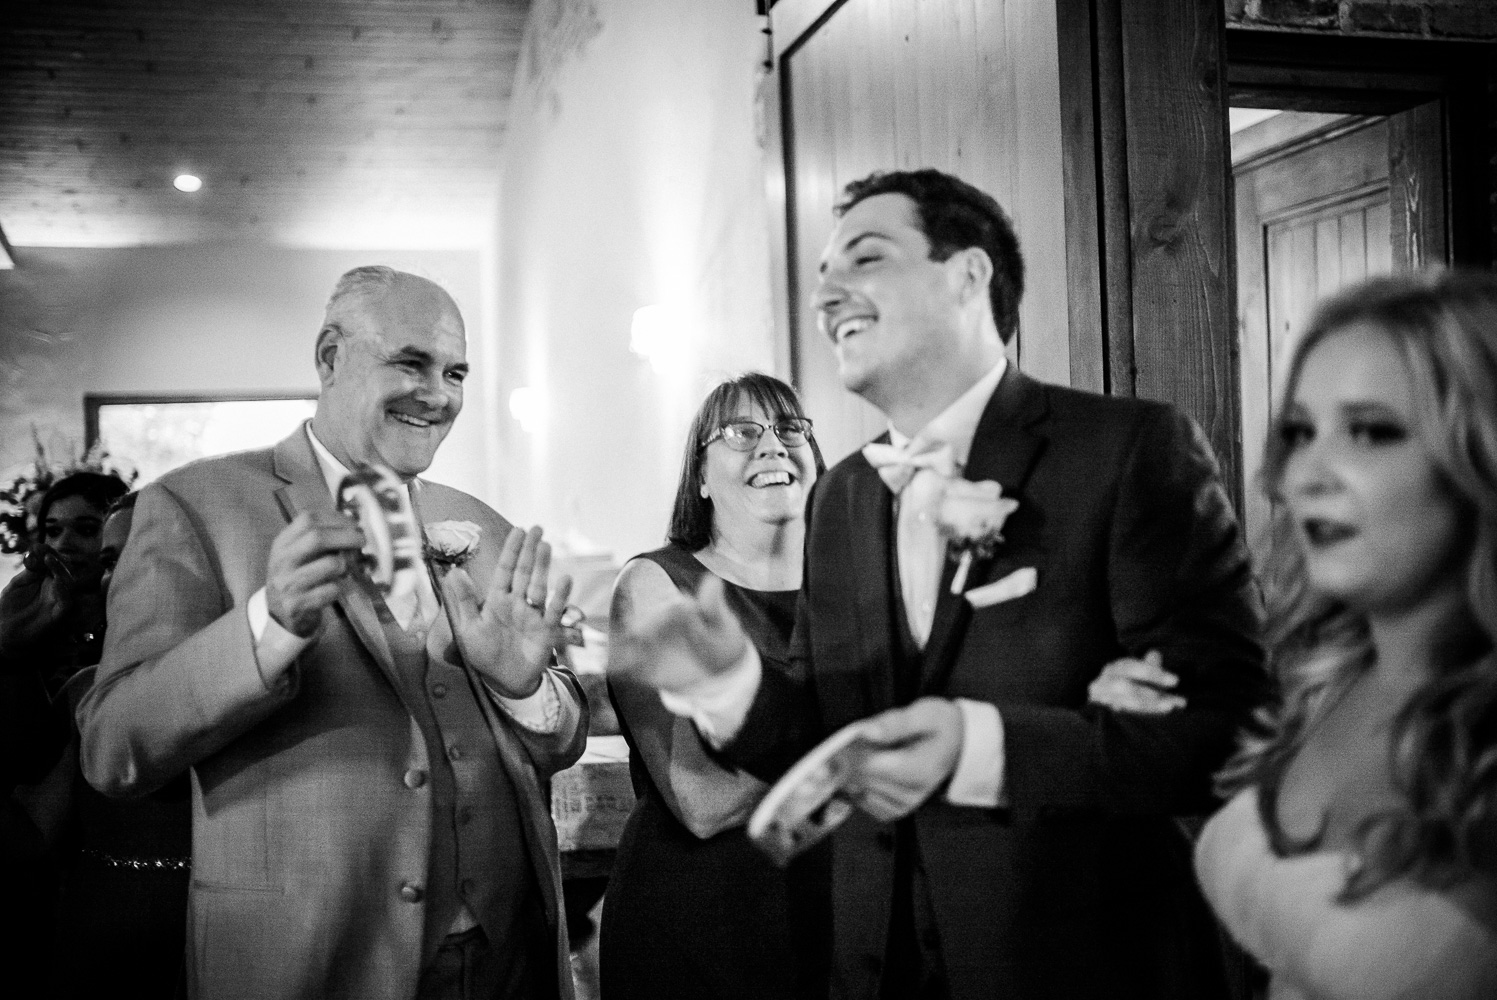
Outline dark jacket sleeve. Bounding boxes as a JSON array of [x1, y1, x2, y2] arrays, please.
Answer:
[[999, 404, 1268, 815]]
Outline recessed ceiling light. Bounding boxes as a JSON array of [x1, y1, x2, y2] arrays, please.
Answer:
[[173, 174, 203, 193]]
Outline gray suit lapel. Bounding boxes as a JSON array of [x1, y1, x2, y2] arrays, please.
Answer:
[[846, 453, 897, 712], [270, 429, 401, 696]]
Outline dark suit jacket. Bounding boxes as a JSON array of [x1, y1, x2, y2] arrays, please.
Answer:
[[76, 427, 587, 1000], [731, 369, 1267, 1000]]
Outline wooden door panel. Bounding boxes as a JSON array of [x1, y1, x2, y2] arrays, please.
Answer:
[[1237, 116, 1396, 541], [772, 0, 1070, 463]]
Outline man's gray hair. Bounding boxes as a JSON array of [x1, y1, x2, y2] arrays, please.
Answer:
[[322, 265, 402, 330]]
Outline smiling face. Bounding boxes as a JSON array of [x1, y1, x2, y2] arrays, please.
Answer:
[[813, 193, 970, 410], [701, 397, 818, 534], [312, 275, 467, 480], [43, 494, 107, 584], [1279, 322, 1468, 617]]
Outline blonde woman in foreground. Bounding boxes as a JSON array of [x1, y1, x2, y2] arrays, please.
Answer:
[[1100, 271, 1497, 998]]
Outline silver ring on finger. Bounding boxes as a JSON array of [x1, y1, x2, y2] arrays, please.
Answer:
[[525, 596, 545, 611]]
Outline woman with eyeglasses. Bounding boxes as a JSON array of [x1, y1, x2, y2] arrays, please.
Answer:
[[601, 372, 831, 1000]]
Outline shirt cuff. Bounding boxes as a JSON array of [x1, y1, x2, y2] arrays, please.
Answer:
[[490, 671, 562, 733], [945, 698, 1006, 808], [657, 643, 761, 749], [247, 587, 311, 688]]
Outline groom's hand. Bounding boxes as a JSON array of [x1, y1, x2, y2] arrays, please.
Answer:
[[266, 511, 364, 638], [439, 525, 573, 699], [607, 574, 750, 695], [846, 698, 965, 822]]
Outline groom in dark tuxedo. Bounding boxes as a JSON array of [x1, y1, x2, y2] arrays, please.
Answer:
[[617, 169, 1267, 1000]]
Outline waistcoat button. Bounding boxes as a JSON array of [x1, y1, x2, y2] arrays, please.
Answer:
[[403, 769, 427, 789], [399, 882, 424, 903], [430, 682, 448, 698]]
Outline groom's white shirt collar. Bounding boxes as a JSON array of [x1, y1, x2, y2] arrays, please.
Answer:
[[887, 356, 1007, 468]]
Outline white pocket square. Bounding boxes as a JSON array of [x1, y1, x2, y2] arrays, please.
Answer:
[[965, 567, 1037, 608]]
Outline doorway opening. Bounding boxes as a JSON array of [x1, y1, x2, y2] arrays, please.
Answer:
[[1225, 30, 1494, 540]]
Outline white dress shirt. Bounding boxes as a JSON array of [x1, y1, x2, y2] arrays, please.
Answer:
[[245, 424, 560, 731], [662, 359, 1009, 808]]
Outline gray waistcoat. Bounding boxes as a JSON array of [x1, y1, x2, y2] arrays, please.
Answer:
[[379, 602, 539, 964]]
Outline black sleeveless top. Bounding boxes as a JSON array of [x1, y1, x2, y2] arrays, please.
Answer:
[[599, 544, 829, 1000]]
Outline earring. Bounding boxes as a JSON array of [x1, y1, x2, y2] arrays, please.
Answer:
[[699, 483, 709, 499]]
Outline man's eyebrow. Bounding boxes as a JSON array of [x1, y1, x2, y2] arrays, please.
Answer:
[[386, 345, 469, 374], [819, 231, 889, 273]]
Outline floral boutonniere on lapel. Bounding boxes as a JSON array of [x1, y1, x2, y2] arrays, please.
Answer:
[[934, 480, 1019, 594], [424, 520, 482, 570]]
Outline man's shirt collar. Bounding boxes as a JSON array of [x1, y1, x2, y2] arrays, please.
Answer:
[[887, 356, 1007, 468], [304, 423, 418, 510]]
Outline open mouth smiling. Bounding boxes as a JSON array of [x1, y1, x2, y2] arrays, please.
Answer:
[[749, 470, 796, 489], [832, 316, 874, 344], [390, 411, 440, 429]]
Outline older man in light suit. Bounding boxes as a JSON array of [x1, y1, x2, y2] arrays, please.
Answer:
[[77, 267, 587, 1000]]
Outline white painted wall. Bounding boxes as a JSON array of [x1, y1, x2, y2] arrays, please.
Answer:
[[491, 0, 777, 563], [0, 244, 492, 500]]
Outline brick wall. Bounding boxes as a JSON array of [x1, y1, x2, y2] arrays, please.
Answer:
[[1226, 1, 1497, 265], [1229, 0, 1497, 37]]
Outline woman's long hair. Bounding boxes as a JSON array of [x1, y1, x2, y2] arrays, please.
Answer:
[[1224, 270, 1497, 900], [666, 372, 825, 551]]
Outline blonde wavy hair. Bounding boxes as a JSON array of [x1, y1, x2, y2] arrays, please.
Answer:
[[1224, 269, 1497, 900]]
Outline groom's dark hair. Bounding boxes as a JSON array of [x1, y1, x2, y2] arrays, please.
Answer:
[[837, 168, 1025, 343]]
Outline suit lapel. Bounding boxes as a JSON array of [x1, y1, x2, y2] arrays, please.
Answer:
[[271, 429, 402, 695], [918, 370, 1049, 697], [846, 449, 897, 712]]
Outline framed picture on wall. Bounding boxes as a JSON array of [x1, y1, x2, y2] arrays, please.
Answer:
[[85, 392, 319, 487]]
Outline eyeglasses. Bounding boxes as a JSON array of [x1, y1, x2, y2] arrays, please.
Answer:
[[703, 417, 815, 452]]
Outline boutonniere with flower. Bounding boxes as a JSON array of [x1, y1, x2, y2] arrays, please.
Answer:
[[424, 520, 482, 569], [934, 479, 1020, 594]]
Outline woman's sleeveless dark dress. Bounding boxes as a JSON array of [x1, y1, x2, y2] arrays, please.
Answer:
[[600, 544, 830, 1000]]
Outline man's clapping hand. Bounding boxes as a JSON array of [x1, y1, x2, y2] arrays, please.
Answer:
[[438, 525, 573, 699], [265, 511, 365, 638]]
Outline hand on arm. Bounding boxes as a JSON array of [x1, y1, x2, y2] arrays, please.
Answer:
[[1002, 406, 1265, 815], [438, 525, 574, 699], [1088, 649, 1186, 715]]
